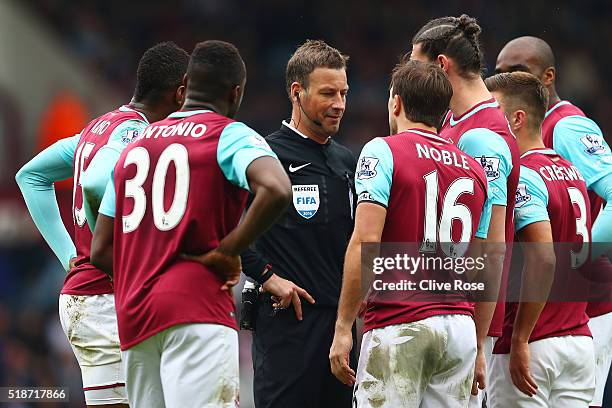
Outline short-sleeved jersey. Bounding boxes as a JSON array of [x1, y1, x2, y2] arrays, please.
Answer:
[[494, 149, 592, 354], [63, 105, 148, 295], [542, 101, 612, 317], [356, 128, 491, 333], [440, 98, 520, 337], [100, 109, 276, 350]]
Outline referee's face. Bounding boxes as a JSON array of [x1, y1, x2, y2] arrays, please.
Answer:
[[303, 67, 348, 136]]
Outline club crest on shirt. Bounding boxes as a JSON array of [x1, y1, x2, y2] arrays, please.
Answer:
[[580, 134, 605, 155], [356, 157, 379, 179], [122, 129, 139, 145], [477, 156, 501, 181], [515, 183, 531, 208], [292, 184, 319, 219]]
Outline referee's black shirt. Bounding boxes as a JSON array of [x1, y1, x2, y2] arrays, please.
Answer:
[[242, 121, 356, 307]]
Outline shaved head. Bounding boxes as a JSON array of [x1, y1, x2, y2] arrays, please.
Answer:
[[495, 36, 559, 102], [495, 36, 556, 77]]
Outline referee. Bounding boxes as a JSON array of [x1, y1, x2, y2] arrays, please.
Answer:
[[241, 40, 357, 408]]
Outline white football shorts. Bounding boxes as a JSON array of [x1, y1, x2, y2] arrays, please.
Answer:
[[122, 323, 239, 408], [58, 294, 127, 405], [489, 335, 595, 407], [588, 311, 612, 407], [354, 314, 477, 408]]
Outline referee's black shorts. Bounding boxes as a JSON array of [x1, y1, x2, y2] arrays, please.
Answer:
[[252, 295, 357, 408]]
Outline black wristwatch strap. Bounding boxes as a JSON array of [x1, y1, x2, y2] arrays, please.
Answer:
[[256, 263, 273, 284]]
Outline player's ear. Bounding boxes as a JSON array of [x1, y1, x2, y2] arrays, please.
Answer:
[[175, 85, 186, 108], [230, 84, 242, 106], [393, 94, 402, 117], [513, 109, 527, 131], [437, 55, 450, 73], [541, 67, 555, 87]]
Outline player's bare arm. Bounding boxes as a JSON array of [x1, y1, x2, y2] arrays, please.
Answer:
[[90, 214, 115, 277], [330, 202, 386, 386], [511, 220, 556, 397], [470, 205, 506, 394], [183, 156, 291, 289]]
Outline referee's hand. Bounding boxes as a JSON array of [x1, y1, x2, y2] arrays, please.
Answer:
[[262, 274, 315, 321]]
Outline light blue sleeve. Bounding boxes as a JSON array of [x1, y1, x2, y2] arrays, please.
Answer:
[[590, 173, 612, 258], [82, 120, 146, 230], [457, 128, 513, 206], [354, 137, 393, 207], [552, 116, 612, 258], [552, 116, 612, 189], [513, 166, 550, 232], [476, 194, 493, 239], [99, 178, 116, 219], [217, 121, 277, 191], [15, 135, 80, 271]]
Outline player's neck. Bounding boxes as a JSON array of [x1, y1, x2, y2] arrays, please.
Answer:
[[395, 117, 437, 135], [449, 77, 493, 118], [181, 98, 224, 115], [517, 131, 546, 155], [128, 99, 175, 123], [127, 101, 158, 123], [547, 87, 561, 107]]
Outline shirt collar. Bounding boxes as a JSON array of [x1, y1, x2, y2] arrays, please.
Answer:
[[520, 148, 557, 158], [281, 120, 331, 144], [449, 98, 499, 126], [168, 109, 213, 118], [544, 101, 571, 118], [119, 105, 150, 124], [400, 128, 450, 143]]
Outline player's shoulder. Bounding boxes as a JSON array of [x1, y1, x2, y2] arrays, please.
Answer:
[[458, 126, 511, 152], [546, 100, 586, 122], [517, 163, 548, 197], [554, 113, 602, 136]]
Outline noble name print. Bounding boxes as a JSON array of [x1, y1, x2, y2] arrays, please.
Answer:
[[477, 155, 501, 181], [292, 184, 320, 219]]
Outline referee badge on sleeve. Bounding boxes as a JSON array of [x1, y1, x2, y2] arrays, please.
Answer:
[[292, 184, 319, 219]]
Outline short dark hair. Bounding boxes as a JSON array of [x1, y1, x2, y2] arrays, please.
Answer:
[[485, 72, 549, 128], [412, 14, 484, 79], [187, 40, 246, 100], [134, 42, 189, 102], [391, 60, 453, 129], [285, 40, 348, 97]]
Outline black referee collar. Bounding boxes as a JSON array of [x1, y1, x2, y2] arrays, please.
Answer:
[[281, 120, 332, 146]]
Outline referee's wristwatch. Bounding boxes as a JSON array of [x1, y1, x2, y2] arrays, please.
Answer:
[[256, 263, 274, 285]]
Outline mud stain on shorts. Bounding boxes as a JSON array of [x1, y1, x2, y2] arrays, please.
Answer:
[[362, 323, 447, 407], [65, 295, 87, 343], [214, 376, 239, 406]]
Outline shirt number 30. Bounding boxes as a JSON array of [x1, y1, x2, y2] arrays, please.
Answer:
[[122, 143, 190, 233]]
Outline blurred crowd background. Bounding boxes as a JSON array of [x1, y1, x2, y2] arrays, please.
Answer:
[[0, 0, 610, 406]]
